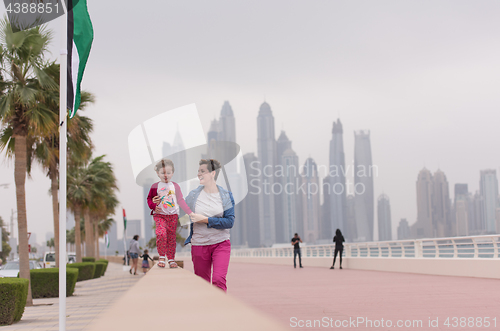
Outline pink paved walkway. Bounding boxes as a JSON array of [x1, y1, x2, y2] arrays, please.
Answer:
[[184, 260, 500, 330]]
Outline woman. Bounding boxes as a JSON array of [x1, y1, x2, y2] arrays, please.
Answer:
[[330, 229, 345, 269], [185, 159, 235, 292], [129, 235, 141, 275]]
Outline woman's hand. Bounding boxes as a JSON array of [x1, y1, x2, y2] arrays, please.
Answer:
[[190, 213, 208, 224], [154, 205, 162, 213], [152, 196, 161, 204]]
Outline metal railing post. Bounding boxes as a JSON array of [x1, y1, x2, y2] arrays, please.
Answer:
[[472, 238, 478, 258], [492, 237, 498, 259], [415, 240, 422, 258]]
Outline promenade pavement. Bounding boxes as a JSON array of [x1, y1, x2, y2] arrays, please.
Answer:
[[3, 262, 140, 331], [183, 260, 500, 331]]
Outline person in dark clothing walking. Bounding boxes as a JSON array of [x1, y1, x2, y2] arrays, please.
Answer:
[[291, 233, 303, 268], [330, 229, 345, 269]]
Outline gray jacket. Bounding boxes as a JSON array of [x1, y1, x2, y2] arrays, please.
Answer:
[[129, 239, 141, 254]]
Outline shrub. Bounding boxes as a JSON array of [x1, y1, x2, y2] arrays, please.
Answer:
[[30, 268, 79, 298], [97, 259, 108, 275], [82, 257, 95, 263], [0, 278, 29, 325], [67, 263, 96, 281], [93, 263, 106, 279]]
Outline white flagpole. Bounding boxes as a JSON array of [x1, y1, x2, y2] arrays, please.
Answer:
[[59, 2, 68, 331]]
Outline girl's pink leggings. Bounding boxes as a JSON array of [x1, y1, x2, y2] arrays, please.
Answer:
[[154, 214, 178, 260]]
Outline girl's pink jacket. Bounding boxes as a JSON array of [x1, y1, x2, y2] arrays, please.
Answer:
[[146, 181, 193, 216]]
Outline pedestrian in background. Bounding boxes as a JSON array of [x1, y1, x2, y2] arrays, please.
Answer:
[[129, 235, 141, 275], [140, 249, 154, 274], [330, 229, 345, 269], [291, 233, 303, 268]]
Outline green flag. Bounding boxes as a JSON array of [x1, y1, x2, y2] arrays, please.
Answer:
[[67, 0, 94, 118]]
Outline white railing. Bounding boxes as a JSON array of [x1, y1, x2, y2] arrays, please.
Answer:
[[229, 235, 500, 259]]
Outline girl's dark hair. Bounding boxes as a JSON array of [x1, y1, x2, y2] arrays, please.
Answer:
[[335, 229, 342, 236], [144, 249, 148, 254], [199, 159, 222, 180], [133, 235, 139, 240]]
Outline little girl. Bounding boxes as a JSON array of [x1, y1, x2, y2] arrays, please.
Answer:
[[140, 249, 154, 274], [147, 159, 193, 268]]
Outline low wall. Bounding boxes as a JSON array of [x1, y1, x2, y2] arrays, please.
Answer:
[[86, 262, 288, 331], [100, 256, 123, 264], [230, 256, 500, 279]]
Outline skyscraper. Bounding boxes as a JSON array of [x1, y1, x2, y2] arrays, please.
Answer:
[[377, 194, 392, 241], [275, 131, 292, 243], [496, 208, 500, 234], [432, 170, 451, 237], [397, 218, 410, 240], [257, 102, 277, 246], [345, 194, 357, 241], [241, 153, 261, 247], [354, 130, 374, 241], [469, 191, 484, 235], [480, 169, 499, 233], [301, 158, 320, 243], [281, 147, 300, 242], [205, 101, 237, 165], [411, 168, 452, 238], [412, 168, 433, 238], [219, 101, 236, 143], [320, 176, 332, 240], [454, 184, 469, 236], [207, 118, 221, 159], [323, 119, 347, 240]]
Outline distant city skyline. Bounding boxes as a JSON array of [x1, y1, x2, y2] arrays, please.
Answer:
[[200, 100, 499, 245]]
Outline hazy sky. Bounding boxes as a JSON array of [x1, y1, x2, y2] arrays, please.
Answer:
[[1, 0, 500, 244]]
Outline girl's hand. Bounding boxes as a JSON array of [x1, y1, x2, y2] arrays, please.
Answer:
[[152, 196, 161, 204], [154, 205, 162, 213]]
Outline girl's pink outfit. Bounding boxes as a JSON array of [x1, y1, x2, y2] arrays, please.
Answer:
[[147, 181, 192, 261]]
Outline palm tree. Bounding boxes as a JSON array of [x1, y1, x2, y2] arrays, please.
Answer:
[[68, 154, 118, 260], [46, 238, 55, 250], [66, 229, 75, 252], [1, 61, 95, 267], [67, 162, 89, 263], [85, 155, 118, 258], [91, 191, 118, 258], [97, 217, 116, 258], [0, 19, 57, 306]]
